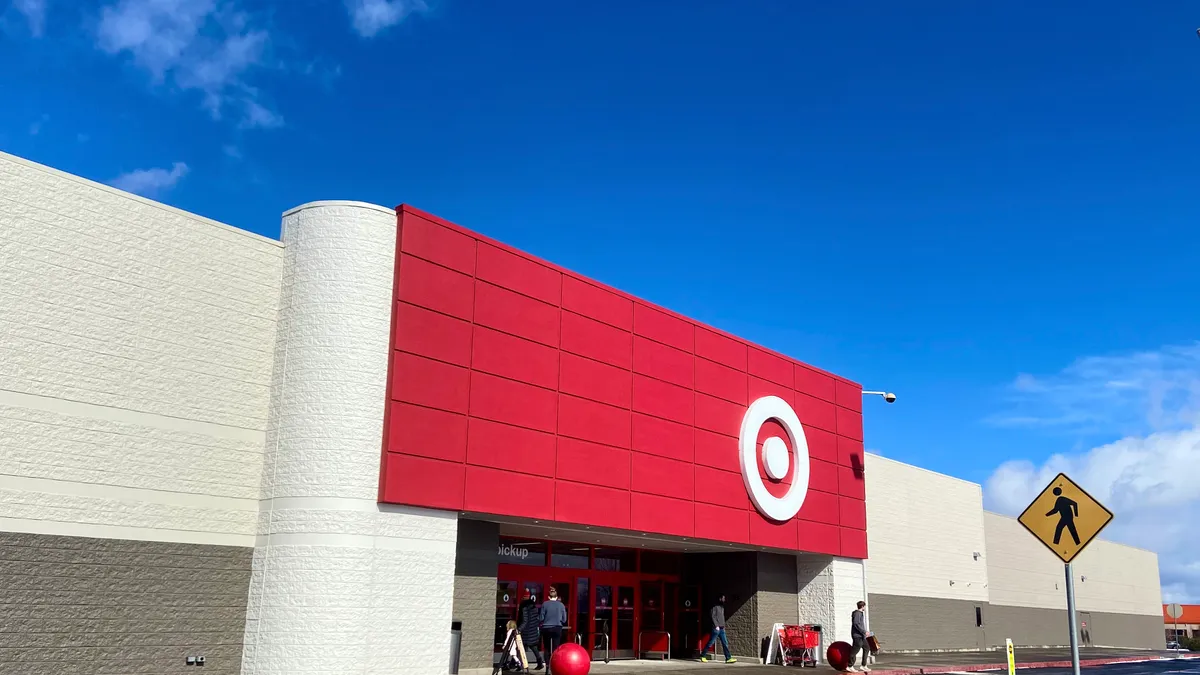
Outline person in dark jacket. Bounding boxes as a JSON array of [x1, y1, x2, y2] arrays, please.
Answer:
[[848, 600, 871, 672], [700, 594, 736, 663], [538, 587, 568, 667], [516, 590, 544, 671]]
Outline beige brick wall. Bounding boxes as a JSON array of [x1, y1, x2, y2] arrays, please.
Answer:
[[0, 151, 283, 546], [984, 512, 1161, 616], [865, 454, 989, 602]]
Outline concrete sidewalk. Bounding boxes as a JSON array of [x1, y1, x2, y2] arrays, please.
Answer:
[[572, 647, 1197, 675]]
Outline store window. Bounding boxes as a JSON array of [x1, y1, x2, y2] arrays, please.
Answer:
[[640, 550, 681, 575], [498, 539, 545, 566], [550, 543, 590, 569], [593, 547, 637, 572]]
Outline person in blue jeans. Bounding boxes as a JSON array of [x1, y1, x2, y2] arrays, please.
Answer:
[[700, 594, 737, 663]]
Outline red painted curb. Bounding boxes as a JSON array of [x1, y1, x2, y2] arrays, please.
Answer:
[[863, 654, 1200, 675]]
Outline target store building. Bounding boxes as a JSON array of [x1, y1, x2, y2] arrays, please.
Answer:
[[0, 151, 1165, 675]]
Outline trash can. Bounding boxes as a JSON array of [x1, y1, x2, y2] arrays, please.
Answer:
[[449, 621, 463, 674]]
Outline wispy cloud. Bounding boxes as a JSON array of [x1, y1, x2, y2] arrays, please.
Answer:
[[986, 342, 1200, 436], [345, 0, 426, 38], [28, 114, 48, 136], [95, 0, 280, 128], [13, 0, 46, 36], [109, 161, 189, 197], [984, 343, 1200, 601]]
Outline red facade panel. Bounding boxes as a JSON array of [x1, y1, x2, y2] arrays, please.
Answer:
[[693, 429, 739, 475], [633, 336, 693, 389], [631, 453, 694, 501], [469, 372, 558, 433], [632, 374, 694, 426], [749, 348, 793, 388], [631, 414, 694, 463], [795, 365, 836, 403], [391, 352, 470, 414], [394, 302, 472, 367], [399, 212, 476, 274], [695, 503, 750, 544], [798, 520, 841, 556], [471, 326, 559, 390], [382, 205, 866, 557], [840, 527, 869, 558], [806, 426, 838, 465], [695, 328, 747, 370], [476, 242, 561, 306], [557, 437, 631, 490], [559, 353, 632, 409], [798, 488, 840, 526], [839, 496, 867, 530], [631, 493, 694, 538], [695, 358, 748, 405], [837, 406, 864, 441], [465, 465, 554, 519], [555, 481, 632, 530], [388, 402, 468, 463], [562, 276, 633, 330], [396, 256, 474, 320], [466, 418, 557, 476], [558, 394, 632, 448], [561, 311, 632, 369], [835, 380, 864, 413], [633, 304, 693, 353], [474, 281, 560, 347]]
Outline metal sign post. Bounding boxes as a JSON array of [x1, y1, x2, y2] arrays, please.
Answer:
[[1017, 473, 1114, 675], [1065, 564, 1081, 675], [1166, 603, 1185, 656]]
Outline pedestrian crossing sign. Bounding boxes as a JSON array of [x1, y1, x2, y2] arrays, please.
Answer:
[[1017, 473, 1113, 564]]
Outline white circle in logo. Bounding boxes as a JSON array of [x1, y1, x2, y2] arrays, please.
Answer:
[[739, 395, 810, 522]]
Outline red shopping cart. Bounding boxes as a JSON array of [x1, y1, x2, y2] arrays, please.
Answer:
[[778, 624, 820, 667]]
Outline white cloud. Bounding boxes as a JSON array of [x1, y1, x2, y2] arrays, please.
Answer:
[[984, 343, 1200, 601], [346, 0, 426, 38], [986, 342, 1200, 436], [95, 0, 280, 128], [109, 161, 189, 197], [222, 144, 242, 159], [14, 0, 46, 36]]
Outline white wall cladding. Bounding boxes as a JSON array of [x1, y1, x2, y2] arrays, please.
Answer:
[[241, 202, 459, 675], [798, 554, 866, 645], [984, 512, 1161, 616], [0, 151, 281, 545], [865, 454, 989, 602]]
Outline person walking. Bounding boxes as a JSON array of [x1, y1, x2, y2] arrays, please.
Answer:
[[847, 600, 871, 672], [538, 587, 568, 669], [1046, 487, 1081, 546], [699, 594, 737, 663], [516, 589, 544, 671]]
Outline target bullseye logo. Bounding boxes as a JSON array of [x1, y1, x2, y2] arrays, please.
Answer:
[[739, 395, 810, 522]]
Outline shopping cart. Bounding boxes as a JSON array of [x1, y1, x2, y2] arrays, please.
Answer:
[[778, 624, 820, 667]]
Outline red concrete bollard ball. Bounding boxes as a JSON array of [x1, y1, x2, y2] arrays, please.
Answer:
[[548, 643, 590, 675], [827, 640, 853, 671]]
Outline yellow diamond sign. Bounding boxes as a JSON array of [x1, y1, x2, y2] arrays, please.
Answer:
[[1018, 473, 1113, 563]]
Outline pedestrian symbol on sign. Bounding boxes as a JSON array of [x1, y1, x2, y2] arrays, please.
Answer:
[[1046, 487, 1080, 546]]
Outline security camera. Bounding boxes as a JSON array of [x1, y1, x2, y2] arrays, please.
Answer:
[[883, 392, 896, 403]]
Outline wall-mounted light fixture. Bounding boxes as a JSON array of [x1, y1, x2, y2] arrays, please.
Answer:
[[972, 551, 981, 561]]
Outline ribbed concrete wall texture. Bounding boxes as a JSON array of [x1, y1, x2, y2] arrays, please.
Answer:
[[0, 150, 1166, 674]]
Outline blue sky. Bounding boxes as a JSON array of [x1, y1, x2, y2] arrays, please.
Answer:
[[3, 0, 1199, 600]]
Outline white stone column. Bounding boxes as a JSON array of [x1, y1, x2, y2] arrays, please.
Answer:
[[797, 554, 867, 647], [241, 202, 459, 675]]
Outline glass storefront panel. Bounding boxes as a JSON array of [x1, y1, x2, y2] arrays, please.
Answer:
[[550, 543, 590, 569], [593, 547, 637, 572]]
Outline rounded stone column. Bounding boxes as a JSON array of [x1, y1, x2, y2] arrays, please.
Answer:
[[242, 201, 459, 674]]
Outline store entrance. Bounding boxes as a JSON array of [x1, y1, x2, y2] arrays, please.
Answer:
[[495, 539, 696, 661]]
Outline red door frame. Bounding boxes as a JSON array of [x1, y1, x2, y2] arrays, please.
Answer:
[[498, 559, 682, 658]]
